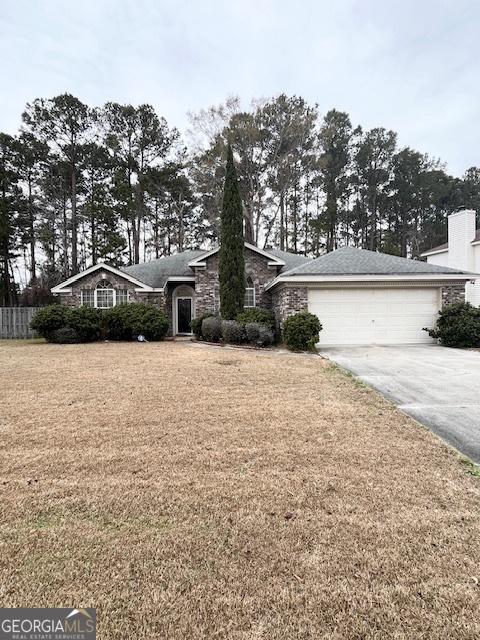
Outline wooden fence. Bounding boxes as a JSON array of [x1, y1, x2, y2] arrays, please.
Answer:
[[0, 307, 40, 339]]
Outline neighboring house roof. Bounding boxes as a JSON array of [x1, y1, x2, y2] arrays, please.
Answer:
[[421, 242, 449, 256], [51, 244, 312, 292], [421, 230, 480, 256], [266, 246, 476, 290]]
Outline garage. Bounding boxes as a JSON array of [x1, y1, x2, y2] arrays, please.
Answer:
[[267, 246, 474, 346], [308, 287, 441, 345]]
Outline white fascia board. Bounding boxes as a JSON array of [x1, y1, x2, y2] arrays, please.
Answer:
[[51, 262, 153, 293], [188, 243, 285, 267], [165, 276, 195, 283], [420, 248, 449, 257], [265, 273, 477, 290], [134, 276, 196, 293]]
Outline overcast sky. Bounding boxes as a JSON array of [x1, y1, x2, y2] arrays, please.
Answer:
[[1, 0, 478, 175]]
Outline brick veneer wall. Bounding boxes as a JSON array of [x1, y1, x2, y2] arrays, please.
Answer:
[[441, 283, 466, 307], [58, 270, 171, 330], [59, 271, 166, 307], [194, 249, 277, 315], [60, 271, 145, 306], [271, 286, 308, 328]]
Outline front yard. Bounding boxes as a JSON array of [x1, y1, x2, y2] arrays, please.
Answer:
[[0, 341, 479, 639]]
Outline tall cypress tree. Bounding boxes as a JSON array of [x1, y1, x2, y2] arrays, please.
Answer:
[[219, 145, 245, 319]]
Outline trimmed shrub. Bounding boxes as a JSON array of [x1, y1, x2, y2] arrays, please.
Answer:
[[48, 327, 79, 344], [282, 312, 322, 351], [245, 322, 274, 347], [201, 316, 222, 343], [31, 302, 169, 343], [221, 319, 245, 344], [425, 302, 480, 348], [191, 312, 215, 339], [103, 303, 135, 340], [30, 304, 70, 341], [132, 307, 169, 341], [68, 306, 103, 342], [237, 308, 275, 330], [104, 303, 168, 341]]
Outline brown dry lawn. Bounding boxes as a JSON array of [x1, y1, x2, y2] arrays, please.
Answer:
[[0, 340, 479, 639]]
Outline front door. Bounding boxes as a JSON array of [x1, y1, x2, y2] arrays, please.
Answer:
[[177, 298, 192, 334]]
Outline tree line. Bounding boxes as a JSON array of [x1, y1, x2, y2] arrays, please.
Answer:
[[1, 92, 479, 305]]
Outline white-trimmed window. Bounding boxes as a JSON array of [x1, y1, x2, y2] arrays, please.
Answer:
[[244, 277, 256, 308], [214, 279, 256, 310], [116, 289, 128, 305], [81, 280, 129, 308], [96, 279, 115, 308], [81, 289, 95, 307]]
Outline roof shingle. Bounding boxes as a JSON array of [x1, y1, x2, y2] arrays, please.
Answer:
[[279, 246, 472, 277], [119, 245, 312, 288], [121, 250, 205, 288]]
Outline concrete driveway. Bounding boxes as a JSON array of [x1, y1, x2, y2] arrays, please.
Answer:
[[320, 345, 480, 463]]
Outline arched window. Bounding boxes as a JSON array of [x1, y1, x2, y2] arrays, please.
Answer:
[[96, 279, 115, 309], [97, 279, 113, 288], [244, 276, 255, 308], [81, 278, 128, 308]]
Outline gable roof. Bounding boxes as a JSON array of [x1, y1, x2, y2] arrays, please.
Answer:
[[51, 262, 155, 293], [421, 229, 480, 256], [265, 246, 477, 289], [51, 245, 312, 292], [187, 242, 287, 267]]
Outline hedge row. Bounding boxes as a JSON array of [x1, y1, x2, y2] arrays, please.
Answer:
[[192, 308, 277, 348], [30, 303, 169, 343], [31, 304, 323, 351], [199, 316, 275, 347], [32, 300, 480, 350], [195, 308, 322, 351]]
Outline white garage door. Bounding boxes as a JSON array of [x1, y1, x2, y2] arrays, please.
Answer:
[[308, 288, 440, 345]]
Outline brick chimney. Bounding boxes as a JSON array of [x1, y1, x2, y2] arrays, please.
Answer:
[[448, 209, 476, 271]]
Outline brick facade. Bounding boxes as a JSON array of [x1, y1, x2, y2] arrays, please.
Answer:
[[441, 283, 466, 307], [271, 286, 308, 328], [59, 270, 161, 307], [194, 248, 277, 316], [59, 253, 465, 339], [62, 271, 165, 304], [58, 270, 171, 328], [58, 248, 283, 335]]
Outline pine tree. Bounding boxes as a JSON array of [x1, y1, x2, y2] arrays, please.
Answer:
[[219, 145, 245, 319]]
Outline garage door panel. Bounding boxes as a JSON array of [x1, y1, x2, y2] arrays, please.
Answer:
[[308, 287, 439, 345]]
